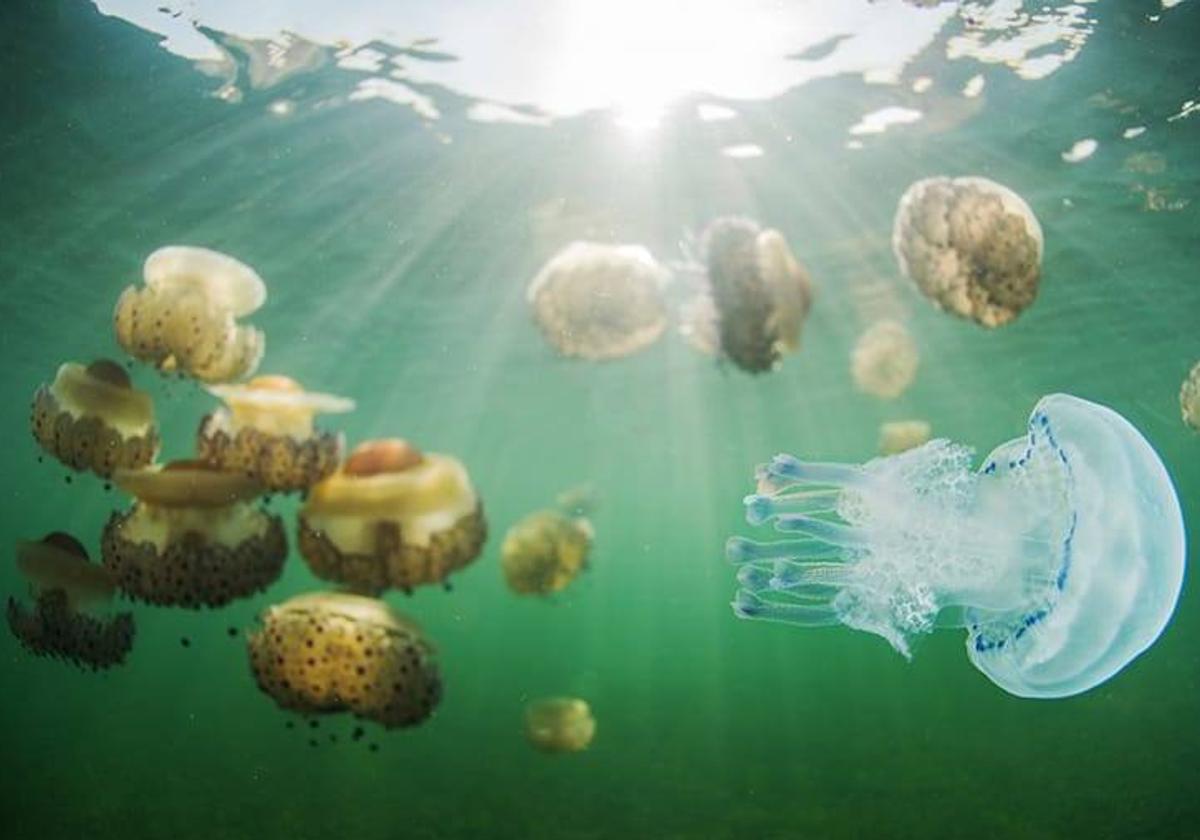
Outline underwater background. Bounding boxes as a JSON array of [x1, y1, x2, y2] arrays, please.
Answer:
[[1, 0, 1198, 837]]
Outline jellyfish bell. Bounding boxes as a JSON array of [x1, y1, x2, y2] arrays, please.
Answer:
[[501, 508, 593, 596], [198, 374, 355, 492], [524, 697, 596, 753], [113, 245, 266, 383], [878, 420, 931, 456], [1181, 360, 1200, 431], [527, 241, 670, 361], [101, 459, 286, 608], [851, 320, 919, 400], [247, 591, 441, 728], [727, 393, 1185, 699], [31, 359, 159, 478], [298, 439, 487, 594], [892, 176, 1043, 328], [686, 217, 814, 374], [7, 532, 135, 670]]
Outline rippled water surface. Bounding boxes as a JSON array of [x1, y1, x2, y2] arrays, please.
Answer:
[[2, 1, 1198, 837]]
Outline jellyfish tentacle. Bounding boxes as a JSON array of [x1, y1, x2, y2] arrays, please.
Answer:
[[769, 560, 853, 590], [772, 514, 869, 548], [743, 490, 839, 525], [732, 589, 840, 627], [725, 536, 843, 565], [766, 454, 865, 487]]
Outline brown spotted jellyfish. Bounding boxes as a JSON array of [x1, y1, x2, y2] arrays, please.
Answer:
[[680, 217, 815, 374], [7, 533, 135, 670], [501, 508, 592, 597], [892, 176, 1043, 328], [247, 591, 441, 728], [31, 359, 159, 478], [299, 439, 486, 595], [101, 460, 286, 608], [198, 375, 355, 492], [113, 245, 266, 383]]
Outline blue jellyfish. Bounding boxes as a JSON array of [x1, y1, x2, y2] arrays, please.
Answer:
[[726, 394, 1186, 699]]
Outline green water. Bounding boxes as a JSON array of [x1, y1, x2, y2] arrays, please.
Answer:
[[2, 1, 1199, 837]]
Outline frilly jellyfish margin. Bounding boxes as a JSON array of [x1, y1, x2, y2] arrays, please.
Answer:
[[725, 394, 1185, 699]]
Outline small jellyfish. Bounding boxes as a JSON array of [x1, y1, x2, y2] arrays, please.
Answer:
[[878, 420, 931, 456], [892, 176, 1043, 327], [101, 460, 287, 608], [113, 245, 266, 383], [727, 394, 1185, 699], [247, 591, 441, 729], [527, 241, 669, 361], [6, 533, 135, 670], [683, 217, 814, 374], [1181, 360, 1200, 431], [197, 375, 355, 492], [851, 320, 919, 400], [501, 508, 593, 596], [524, 697, 596, 753], [298, 439, 486, 594], [30, 360, 159, 478]]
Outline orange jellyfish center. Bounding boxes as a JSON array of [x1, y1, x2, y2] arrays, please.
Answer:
[[247, 375, 303, 394], [41, 532, 89, 560], [86, 359, 131, 389], [343, 439, 424, 476]]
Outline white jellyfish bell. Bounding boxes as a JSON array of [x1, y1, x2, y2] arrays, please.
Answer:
[[727, 394, 1185, 699]]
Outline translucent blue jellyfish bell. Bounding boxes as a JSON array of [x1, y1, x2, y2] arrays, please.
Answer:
[[726, 394, 1186, 699]]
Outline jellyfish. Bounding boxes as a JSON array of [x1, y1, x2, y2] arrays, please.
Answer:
[[1181, 360, 1200, 431], [197, 375, 355, 492], [113, 245, 266, 383], [501, 507, 593, 596], [851, 320, 919, 399], [7, 533, 135, 670], [101, 460, 286, 608], [681, 217, 814, 374], [298, 439, 486, 594], [247, 591, 441, 729], [892, 176, 1043, 327], [726, 394, 1185, 699], [527, 241, 669, 361], [523, 697, 596, 753], [878, 420, 931, 455], [31, 359, 159, 478]]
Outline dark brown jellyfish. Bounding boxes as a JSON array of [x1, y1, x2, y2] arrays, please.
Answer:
[[7, 533, 134, 670], [892, 176, 1043, 328], [298, 439, 486, 594], [501, 509, 592, 596], [113, 245, 266, 383], [197, 375, 355, 492], [523, 697, 596, 753], [683, 217, 814, 374], [247, 591, 441, 729], [101, 460, 286, 608], [527, 241, 670, 361], [31, 360, 159, 478]]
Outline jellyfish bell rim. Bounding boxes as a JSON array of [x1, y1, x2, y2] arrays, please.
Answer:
[[112, 462, 265, 508], [52, 361, 155, 428], [303, 451, 476, 518], [15, 536, 116, 609], [267, 591, 426, 639], [143, 245, 267, 317], [206, 381, 356, 415], [965, 393, 1186, 699]]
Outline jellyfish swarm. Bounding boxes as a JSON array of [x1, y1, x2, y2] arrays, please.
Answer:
[[726, 394, 1185, 699]]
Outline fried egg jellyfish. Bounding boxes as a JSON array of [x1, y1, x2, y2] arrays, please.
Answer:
[[198, 375, 355, 492], [7, 533, 135, 670], [113, 246, 266, 383], [726, 394, 1185, 699], [501, 508, 593, 597], [31, 360, 159, 478], [101, 461, 286, 608]]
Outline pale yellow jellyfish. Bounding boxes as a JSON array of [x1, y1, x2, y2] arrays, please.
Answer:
[[113, 245, 266, 383], [101, 460, 286, 608], [1181, 360, 1200, 431], [299, 439, 486, 594], [7, 532, 135, 670], [683, 217, 815, 374], [198, 375, 355, 492], [892, 176, 1043, 327], [851, 320, 919, 399], [527, 241, 669, 361], [524, 697, 596, 753], [501, 509, 592, 596], [878, 420, 932, 455], [30, 359, 159, 478], [247, 592, 441, 729]]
